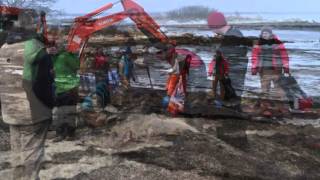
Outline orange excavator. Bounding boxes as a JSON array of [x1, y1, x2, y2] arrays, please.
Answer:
[[2, 1, 201, 63], [66, 0, 175, 59], [1, 1, 204, 75]]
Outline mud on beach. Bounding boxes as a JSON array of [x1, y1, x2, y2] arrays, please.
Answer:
[[0, 87, 320, 179]]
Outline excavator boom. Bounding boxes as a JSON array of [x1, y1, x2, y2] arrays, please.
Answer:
[[121, 0, 172, 44], [66, 0, 174, 57]]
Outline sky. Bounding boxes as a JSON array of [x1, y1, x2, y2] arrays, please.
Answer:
[[53, 0, 320, 14]]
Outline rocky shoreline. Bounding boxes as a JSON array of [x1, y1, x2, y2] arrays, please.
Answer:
[[1, 88, 320, 179]]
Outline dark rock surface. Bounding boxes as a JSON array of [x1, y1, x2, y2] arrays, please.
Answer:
[[1, 88, 320, 179]]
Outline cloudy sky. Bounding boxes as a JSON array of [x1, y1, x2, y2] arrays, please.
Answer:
[[54, 0, 320, 14]]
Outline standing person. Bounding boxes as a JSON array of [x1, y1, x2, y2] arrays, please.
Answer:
[[208, 50, 229, 100], [0, 11, 54, 180], [251, 26, 290, 115], [161, 46, 191, 115], [118, 47, 136, 89], [94, 48, 109, 72], [207, 11, 248, 102], [80, 51, 95, 93], [94, 47, 109, 86], [94, 48, 110, 109], [165, 47, 190, 97], [208, 12, 249, 149], [52, 48, 80, 142]]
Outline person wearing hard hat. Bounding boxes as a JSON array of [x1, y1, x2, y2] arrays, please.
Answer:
[[207, 11, 248, 103], [0, 10, 54, 180]]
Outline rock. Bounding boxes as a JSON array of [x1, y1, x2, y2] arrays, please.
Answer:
[[0, 128, 9, 151], [104, 105, 119, 113], [134, 57, 147, 67], [82, 111, 106, 128], [1, 113, 320, 179], [111, 114, 199, 140], [106, 114, 120, 122], [39, 156, 115, 180]]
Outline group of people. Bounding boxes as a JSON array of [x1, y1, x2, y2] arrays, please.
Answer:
[[0, 9, 310, 180], [0, 9, 140, 179], [161, 11, 292, 117], [206, 12, 292, 115], [80, 45, 136, 110]]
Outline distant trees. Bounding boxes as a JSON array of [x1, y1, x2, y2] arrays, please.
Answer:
[[166, 6, 216, 21], [0, 0, 57, 12]]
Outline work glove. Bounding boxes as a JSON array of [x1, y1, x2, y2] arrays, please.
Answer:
[[252, 68, 258, 75]]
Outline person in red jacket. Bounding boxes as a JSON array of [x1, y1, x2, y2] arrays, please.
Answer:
[[94, 48, 109, 72], [208, 50, 229, 99], [94, 48, 109, 87], [251, 26, 289, 99]]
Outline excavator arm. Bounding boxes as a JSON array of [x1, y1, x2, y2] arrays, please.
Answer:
[[66, 0, 174, 58], [67, 11, 128, 54], [121, 0, 173, 45]]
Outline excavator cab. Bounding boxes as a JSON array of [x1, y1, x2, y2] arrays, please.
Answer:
[[0, 6, 38, 31], [0, 6, 20, 31], [0, 6, 21, 46], [0, 6, 39, 46]]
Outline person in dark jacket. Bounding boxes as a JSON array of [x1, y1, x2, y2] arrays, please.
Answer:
[[207, 11, 248, 101], [207, 11, 249, 150], [0, 11, 54, 180]]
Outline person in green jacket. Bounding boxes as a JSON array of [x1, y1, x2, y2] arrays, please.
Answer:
[[52, 42, 80, 142]]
